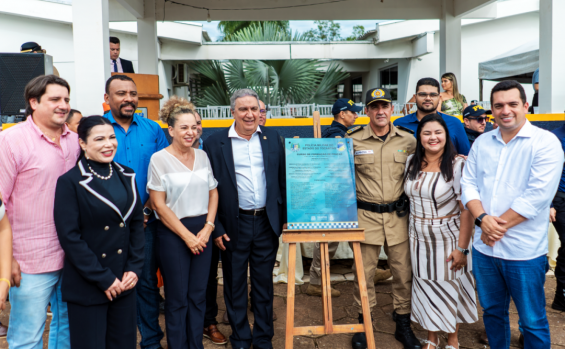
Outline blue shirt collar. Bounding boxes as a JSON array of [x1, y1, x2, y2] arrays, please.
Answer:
[[105, 111, 140, 127]]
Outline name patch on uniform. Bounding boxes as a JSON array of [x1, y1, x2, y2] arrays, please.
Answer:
[[355, 150, 374, 155]]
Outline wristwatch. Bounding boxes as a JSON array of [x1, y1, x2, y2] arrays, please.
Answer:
[[475, 213, 488, 227], [143, 207, 153, 216], [456, 246, 470, 255]]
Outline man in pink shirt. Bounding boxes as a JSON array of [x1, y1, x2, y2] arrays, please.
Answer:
[[0, 75, 79, 348]]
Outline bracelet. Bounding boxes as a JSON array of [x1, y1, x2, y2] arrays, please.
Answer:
[[205, 221, 215, 230], [0, 278, 10, 288]]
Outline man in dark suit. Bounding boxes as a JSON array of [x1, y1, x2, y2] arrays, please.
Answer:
[[203, 89, 286, 349], [110, 36, 135, 73]]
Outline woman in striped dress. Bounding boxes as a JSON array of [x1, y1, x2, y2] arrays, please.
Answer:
[[404, 114, 477, 349]]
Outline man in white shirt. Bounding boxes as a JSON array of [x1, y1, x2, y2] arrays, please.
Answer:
[[203, 89, 286, 349], [461, 80, 564, 349], [110, 37, 135, 74]]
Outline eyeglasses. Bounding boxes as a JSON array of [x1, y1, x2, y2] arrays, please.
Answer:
[[416, 92, 440, 98], [260, 109, 267, 114], [468, 117, 490, 123]]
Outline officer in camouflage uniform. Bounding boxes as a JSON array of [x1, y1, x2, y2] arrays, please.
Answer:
[[346, 88, 421, 349]]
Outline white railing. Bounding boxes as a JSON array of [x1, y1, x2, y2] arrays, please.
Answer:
[[195, 101, 492, 119]]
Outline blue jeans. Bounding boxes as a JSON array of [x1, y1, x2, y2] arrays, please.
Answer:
[[7, 270, 70, 349], [473, 247, 550, 349], [136, 221, 164, 349]]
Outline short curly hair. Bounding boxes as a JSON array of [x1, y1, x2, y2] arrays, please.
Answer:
[[159, 96, 196, 127]]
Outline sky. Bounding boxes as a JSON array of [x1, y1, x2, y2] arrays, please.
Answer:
[[192, 20, 383, 41]]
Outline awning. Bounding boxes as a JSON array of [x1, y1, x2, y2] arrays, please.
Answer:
[[478, 39, 538, 83]]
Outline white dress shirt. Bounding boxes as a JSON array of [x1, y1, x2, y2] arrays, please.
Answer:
[[229, 123, 267, 209], [111, 58, 124, 73], [461, 120, 564, 260], [147, 149, 218, 219]]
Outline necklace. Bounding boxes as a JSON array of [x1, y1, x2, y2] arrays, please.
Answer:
[[87, 162, 113, 180]]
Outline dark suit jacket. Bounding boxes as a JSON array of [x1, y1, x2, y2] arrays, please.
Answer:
[[120, 58, 135, 73], [54, 158, 144, 306], [203, 126, 287, 248]]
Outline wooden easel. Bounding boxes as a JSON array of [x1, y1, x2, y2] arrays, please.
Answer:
[[283, 111, 375, 349]]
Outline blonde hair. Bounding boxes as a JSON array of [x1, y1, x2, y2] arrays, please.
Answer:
[[441, 72, 464, 106], [159, 96, 195, 127]]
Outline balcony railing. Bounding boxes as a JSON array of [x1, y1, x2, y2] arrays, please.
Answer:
[[195, 102, 492, 120]]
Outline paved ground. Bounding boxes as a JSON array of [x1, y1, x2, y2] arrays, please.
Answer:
[[1, 259, 564, 349]]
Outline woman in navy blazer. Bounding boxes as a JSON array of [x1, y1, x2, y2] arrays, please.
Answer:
[[54, 116, 144, 349]]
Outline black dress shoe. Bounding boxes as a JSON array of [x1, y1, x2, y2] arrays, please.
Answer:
[[352, 332, 367, 349], [392, 311, 422, 349]]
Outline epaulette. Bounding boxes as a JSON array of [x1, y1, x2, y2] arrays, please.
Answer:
[[396, 125, 415, 135], [346, 125, 363, 135]]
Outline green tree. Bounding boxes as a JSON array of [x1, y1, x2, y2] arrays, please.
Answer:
[[189, 22, 349, 107], [217, 21, 289, 41], [345, 25, 366, 41], [303, 20, 342, 41]]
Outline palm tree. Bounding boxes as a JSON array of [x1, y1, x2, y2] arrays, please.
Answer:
[[190, 22, 349, 107], [217, 21, 290, 41]]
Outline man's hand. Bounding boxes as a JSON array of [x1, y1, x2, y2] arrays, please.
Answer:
[[11, 257, 21, 287], [122, 271, 138, 291], [214, 234, 230, 251], [104, 278, 124, 301], [550, 208, 557, 223], [480, 215, 507, 242]]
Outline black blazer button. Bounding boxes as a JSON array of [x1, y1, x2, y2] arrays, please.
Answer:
[[104, 226, 109, 231], [119, 223, 125, 228], [102, 253, 106, 258], [117, 249, 123, 254]]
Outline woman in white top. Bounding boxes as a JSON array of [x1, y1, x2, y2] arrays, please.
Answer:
[[148, 97, 218, 349]]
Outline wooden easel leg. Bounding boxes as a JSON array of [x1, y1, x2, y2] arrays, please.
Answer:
[[285, 243, 297, 349], [320, 242, 334, 334], [352, 242, 376, 349]]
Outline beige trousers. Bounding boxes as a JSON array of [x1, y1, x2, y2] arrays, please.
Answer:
[[351, 240, 412, 315], [309, 242, 340, 285]]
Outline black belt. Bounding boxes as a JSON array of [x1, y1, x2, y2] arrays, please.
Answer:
[[555, 191, 565, 199], [239, 207, 266, 216], [357, 195, 410, 217]]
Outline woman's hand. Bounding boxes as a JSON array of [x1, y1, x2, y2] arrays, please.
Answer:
[[122, 271, 138, 291], [104, 278, 124, 301], [196, 224, 213, 245], [185, 232, 206, 255], [447, 249, 467, 271]]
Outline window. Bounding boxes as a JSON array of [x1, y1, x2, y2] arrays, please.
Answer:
[[352, 77, 363, 103], [380, 66, 398, 102], [337, 84, 345, 99]]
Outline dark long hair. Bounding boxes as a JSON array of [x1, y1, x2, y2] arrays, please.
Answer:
[[406, 113, 457, 182], [76, 116, 113, 163]]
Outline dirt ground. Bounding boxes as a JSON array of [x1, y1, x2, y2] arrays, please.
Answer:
[[1, 259, 564, 349]]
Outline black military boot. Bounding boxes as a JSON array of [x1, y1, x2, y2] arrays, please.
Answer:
[[392, 311, 422, 349], [552, 280, 565, 311], [351, 313, 368, 349]]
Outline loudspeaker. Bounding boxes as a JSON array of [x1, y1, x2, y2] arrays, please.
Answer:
[[0, 53, 53, 116]]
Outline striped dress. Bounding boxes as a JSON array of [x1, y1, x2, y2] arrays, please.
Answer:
[[404, 156, 478, 333]]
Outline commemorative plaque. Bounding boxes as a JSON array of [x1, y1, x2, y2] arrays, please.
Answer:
[[285, 138, 358, 230]]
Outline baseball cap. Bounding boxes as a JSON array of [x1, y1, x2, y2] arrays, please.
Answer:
[[463, 105, 487, 118], [20, 42, 42, 53], [365, 88, 392, 106], [331, 98, 363, 115]]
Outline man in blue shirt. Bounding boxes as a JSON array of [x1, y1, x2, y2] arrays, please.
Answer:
[[394, 78, 471, 155], [104, 75, 169, 349], [551, 124, 565, 312]]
